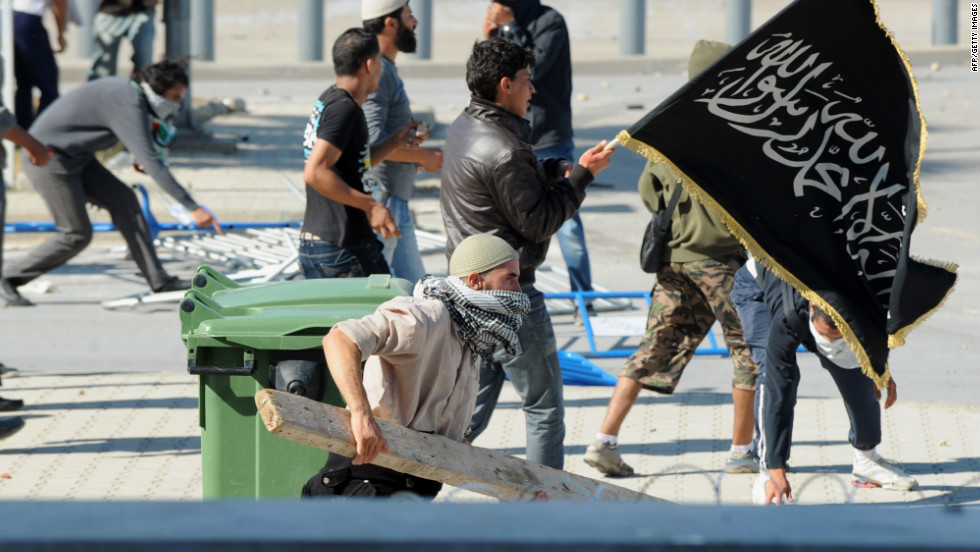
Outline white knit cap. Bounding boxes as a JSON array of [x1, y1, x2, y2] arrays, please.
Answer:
[[362, 0, 408, 21], [449, 234, 519, 278]]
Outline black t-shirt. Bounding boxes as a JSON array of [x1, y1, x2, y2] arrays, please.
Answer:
[[301, 86, 372, 248], [97, 0, 157, 16]]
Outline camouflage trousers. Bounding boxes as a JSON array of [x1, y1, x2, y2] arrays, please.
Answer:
[[621, 254, 758, 394]]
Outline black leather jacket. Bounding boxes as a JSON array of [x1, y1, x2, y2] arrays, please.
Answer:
[[440, 97, 594, 284]]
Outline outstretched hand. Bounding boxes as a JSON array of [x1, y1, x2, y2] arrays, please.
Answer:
[[395, 120, 424, 149], [26, 145, 52, 167], [577, 140, 615, 177], [418, 147, 443, 173], [191, 206, 224, 235]]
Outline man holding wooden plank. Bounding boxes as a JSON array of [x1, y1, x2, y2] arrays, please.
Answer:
[[302, 234, 529, 498]]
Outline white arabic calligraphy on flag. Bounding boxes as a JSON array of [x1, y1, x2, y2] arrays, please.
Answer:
[[615, 0, 956, 387]]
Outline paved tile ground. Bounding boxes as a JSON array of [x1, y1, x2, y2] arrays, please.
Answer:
[[1, 0, 977, 516], [1, 371, 976, 506]]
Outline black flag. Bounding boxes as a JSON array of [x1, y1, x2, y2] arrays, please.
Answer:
[[617, 0, 957, 387]]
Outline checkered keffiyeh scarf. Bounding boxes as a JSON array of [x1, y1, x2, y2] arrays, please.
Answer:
[[414, 276, 530, 367]]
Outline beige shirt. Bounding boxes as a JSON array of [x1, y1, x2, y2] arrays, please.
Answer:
[[334, 296, 478, 442]]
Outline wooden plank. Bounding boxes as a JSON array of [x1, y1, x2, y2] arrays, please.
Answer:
[[254, 389, 661, 502]]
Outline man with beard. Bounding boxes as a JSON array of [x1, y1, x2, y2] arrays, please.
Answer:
[[300, 27, 420, 279], [361, 0, 443, 283]]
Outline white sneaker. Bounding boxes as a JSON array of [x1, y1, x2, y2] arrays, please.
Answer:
[[752, 472, 770, 505], [583, 439, 635, 477], [852, 452, 918, 491], [724, 449, 760, 474]]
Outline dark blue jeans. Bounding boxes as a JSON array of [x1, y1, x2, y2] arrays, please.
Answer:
[[732, 265, 770, 459], [298, 237, 389, 279], [821, 356, 881, 452], [13, 12, 59, 129], [467, 284, 566, 469], [535, 140, 593, 296]]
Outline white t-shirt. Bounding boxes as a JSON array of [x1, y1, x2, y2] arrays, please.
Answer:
[[12, 0, 52, 16]]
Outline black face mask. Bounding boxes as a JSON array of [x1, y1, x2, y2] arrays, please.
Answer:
[[394, 19, 417, 54]]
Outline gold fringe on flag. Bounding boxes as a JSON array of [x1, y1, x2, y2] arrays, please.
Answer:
[[886, 257, 959, 348]]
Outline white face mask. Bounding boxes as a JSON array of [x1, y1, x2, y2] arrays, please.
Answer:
[[808, 318, 860, 369], [140, 81, 182, 121]]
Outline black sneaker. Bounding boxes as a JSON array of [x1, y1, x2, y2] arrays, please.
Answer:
[[0, 278, 33, 307], [0, 362, 19, 378], [0, 417, 25, 440], [0, 397, 24, 412], [153, 277, 191, 293]]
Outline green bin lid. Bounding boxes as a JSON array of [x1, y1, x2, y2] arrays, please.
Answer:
[[181, 269, 413, 350]]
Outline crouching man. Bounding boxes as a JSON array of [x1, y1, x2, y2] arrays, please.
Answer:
[[751, 260, 918, 505], [302, 234, 529, 498]]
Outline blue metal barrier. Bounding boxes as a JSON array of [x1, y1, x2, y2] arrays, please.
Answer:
[[3, 184, 300, 238], [544, 290, 730, 387], [545, 290, 730, 358], [545, 290, 807, 386]]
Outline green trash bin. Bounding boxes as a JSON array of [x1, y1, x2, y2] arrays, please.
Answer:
[[179, 266, 413, 499]]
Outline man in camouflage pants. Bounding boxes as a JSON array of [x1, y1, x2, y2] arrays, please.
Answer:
[[624, 257, 756, 395], [584, 131, 758, 476]]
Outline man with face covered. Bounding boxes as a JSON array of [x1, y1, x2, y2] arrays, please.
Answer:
[[361, 0, 443, 283], [748, 259, 917, 505], [302, 234, 529, 498], [0, 58, 221, 304]]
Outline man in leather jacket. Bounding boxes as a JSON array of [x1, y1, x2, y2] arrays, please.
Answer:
[[439, 36, 613, 469], [482, 0, 595, 307]]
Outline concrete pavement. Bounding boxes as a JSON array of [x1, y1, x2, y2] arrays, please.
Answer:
[[1, 0, 977, 515], [2, 368, 977, 505], [0, 236, 977, 505]]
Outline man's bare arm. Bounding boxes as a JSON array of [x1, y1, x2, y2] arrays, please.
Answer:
[[382, 147, 443, 172], [322, 328, 390, 464], [368, 120, 422, 168], [303, 138, 399, 238]]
